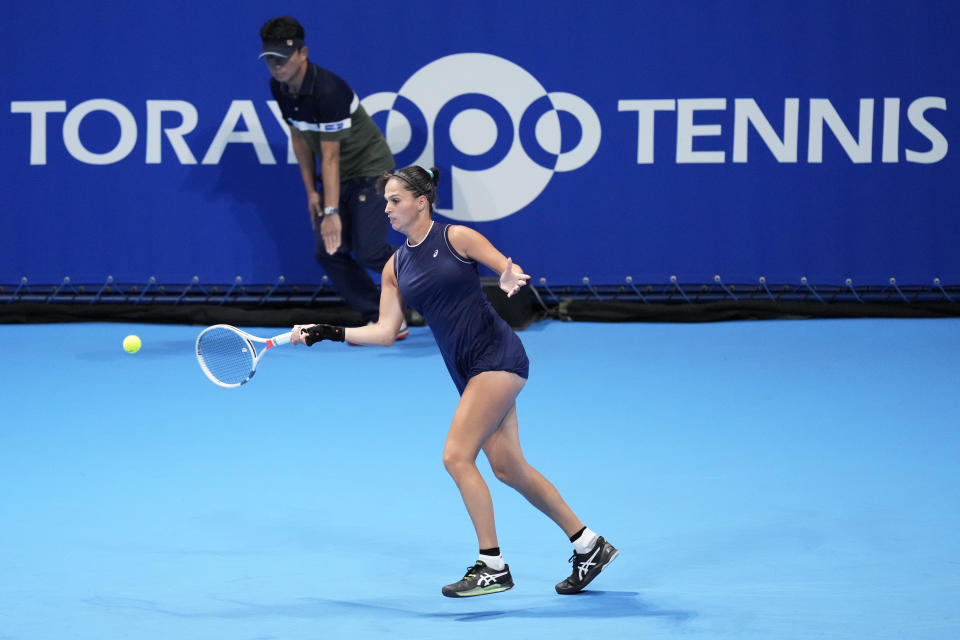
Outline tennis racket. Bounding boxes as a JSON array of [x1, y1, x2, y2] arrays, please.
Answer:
[[195, 324, 293, 388]]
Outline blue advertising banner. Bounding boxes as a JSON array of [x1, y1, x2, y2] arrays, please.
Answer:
[[2, 1, 957, 286]]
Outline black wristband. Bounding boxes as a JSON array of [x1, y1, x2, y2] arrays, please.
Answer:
[[302, 324, 345, 346]]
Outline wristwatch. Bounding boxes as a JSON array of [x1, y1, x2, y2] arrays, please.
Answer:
[[323, 206, 340, 216]]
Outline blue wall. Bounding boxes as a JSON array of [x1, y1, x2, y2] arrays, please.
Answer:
[[2, 1, 957, 285]]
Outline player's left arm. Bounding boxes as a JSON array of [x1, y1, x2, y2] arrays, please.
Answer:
[[447, 225, 531, 297]]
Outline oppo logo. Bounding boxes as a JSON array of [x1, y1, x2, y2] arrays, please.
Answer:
[[363, 53, 601, 222]]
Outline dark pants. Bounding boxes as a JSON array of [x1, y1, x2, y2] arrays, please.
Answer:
[[315, 176, 395, 324]]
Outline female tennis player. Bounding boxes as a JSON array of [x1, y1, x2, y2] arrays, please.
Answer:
[[290, 165, 617, 597]]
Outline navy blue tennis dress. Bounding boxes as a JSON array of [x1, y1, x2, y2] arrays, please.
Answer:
[[394, 223, 529, 395]]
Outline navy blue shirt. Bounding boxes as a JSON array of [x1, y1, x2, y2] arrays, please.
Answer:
[[395, 223, 529, 394]]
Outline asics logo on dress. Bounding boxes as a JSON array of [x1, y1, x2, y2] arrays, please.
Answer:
[[477, 570, 508, 586], [577, 547, 600, 580], [433, 249, 438, 258]]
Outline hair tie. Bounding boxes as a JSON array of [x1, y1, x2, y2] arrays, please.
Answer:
[[426, 168, 434, 180]]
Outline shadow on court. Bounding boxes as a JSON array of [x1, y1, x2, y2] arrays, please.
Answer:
[[86, 591, 696, 623], [420, 591, 696, 622]]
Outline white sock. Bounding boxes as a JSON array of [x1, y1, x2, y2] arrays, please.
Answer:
[[573, 527, 599, 555], [478, 553, 505, 571]]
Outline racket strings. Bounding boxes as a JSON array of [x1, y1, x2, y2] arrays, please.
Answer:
[[197, 328, 256, 385]]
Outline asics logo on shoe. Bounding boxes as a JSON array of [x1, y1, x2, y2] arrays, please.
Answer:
[[477, 570, 509, 586], [577, 546, 601, 580]]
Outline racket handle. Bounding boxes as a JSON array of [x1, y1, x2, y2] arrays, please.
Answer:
[[271, 331, 292, 346]]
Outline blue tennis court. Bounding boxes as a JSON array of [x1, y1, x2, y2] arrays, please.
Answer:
[[1, 318, 958, 640]]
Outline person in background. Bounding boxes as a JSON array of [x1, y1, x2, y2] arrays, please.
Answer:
[[260, 16, 407, 338]]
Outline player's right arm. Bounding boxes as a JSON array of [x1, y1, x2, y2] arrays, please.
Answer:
[[289, 124, 322, 229], [291, 256, 405, 347], [344, 256, 405, 346]]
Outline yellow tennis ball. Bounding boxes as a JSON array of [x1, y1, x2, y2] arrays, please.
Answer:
[[123, 334, 142, 354]]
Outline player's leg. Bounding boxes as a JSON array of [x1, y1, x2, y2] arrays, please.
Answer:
[[440, 370, 524, 597], [443, 370, 525, 547], [482, 405, 583, 534], [482, 399, 619, 595]]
